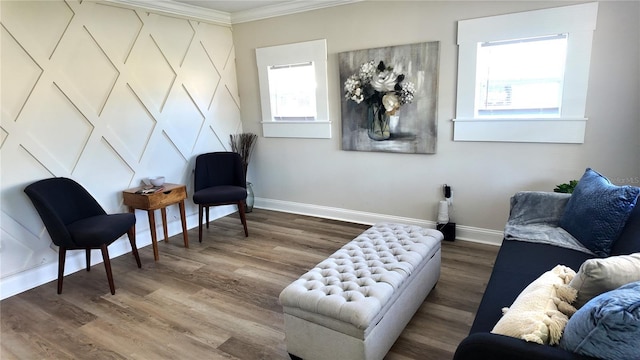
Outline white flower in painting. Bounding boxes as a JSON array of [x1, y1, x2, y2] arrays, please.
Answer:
[[350, 87, 364, 103], [382, 93, 400, 114], [343, 59, 415, 109], [344, 75, 364, 103], [358, 60, 376, 82], [370, 70, 398, 92], [399, 81, 415, 105]]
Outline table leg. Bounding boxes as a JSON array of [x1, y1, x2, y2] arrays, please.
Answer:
[[128, 206, 136, 234], [127, 206, 141, 266], [147, 210, 159, 261], [178, 200, 189, 248], [160, 207, 169, 243]]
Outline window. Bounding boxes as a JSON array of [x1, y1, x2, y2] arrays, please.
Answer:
[[268, 62, 317, 121], [256, 39, 330, 138], [476, 34, 567, 118], [454, 3, 598, 143]]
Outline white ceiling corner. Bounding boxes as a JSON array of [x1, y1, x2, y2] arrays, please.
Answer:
[[103, 0, 361, 25]]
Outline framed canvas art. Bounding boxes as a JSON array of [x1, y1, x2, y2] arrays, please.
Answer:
[[339, 42, 439, 154]]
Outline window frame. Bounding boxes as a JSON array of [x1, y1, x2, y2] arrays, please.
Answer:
[[453, 2, 598, 143], [256, 39, 331, 139]]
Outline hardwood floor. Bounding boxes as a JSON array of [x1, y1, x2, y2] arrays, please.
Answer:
[[1, 209, 499, 360]]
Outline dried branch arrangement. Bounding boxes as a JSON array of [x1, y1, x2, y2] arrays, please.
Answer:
[[229, 133, 258, 180]]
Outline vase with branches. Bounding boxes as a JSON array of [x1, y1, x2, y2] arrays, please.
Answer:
[[230, 133, 258, 212]]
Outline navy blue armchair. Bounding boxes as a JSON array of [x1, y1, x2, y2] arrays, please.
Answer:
[[193, 152, 249, 242], [24, 177, 141, 295]]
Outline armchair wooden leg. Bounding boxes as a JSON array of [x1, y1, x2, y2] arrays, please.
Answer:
[[57, 247, 66, 294], [100, 245, 116, 295], [85, 249, 91, 271], [128, 227, 141, 268], [238, 201, 248, 237], [205, 206, 210, 229], [198, 205, 204, 243]]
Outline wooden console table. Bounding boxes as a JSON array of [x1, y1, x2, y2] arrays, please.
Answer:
[[123, 183, 189, 260]]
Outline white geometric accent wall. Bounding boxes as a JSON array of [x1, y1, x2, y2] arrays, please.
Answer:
[[0, 0, 242, 298]]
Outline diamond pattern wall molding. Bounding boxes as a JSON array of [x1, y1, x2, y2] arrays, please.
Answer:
[[0, 0, 243, 297]]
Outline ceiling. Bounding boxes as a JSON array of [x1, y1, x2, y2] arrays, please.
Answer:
[[170, 0, 291, 14]]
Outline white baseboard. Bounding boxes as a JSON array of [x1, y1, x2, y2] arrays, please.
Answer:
[[1, 200, 502, 300], [254, 197, 504, 246], [0, 206, 235, 300]]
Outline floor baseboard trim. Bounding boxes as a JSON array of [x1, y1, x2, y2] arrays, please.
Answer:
[[254, 198, 504, 246]]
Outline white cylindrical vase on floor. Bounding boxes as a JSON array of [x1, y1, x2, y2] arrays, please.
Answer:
[[437, 200, 449, 224]]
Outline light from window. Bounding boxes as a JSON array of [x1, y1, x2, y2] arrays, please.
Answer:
[[476, 34, 567, 118], [267, 62, 317, 121]]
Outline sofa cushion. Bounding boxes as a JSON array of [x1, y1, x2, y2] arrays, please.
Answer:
[[559, 281, 640, 360], [569, 253, 640, 308], [559, 168, 639, 257], [491, 265, 577, 345]]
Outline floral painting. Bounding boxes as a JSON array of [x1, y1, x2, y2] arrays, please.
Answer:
[[339, 42, 439, 154]]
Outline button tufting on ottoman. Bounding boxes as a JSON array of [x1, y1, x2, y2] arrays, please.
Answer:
[[279, 223, 443, 360]]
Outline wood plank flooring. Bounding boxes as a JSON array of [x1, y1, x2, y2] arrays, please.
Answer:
[[1, 209, 499, 360]]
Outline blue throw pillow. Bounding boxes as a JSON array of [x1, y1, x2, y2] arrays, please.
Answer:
[[559, 168, 640, 257], [560, 281, 640, 360]]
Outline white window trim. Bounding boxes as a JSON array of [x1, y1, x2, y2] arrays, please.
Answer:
[[256, 39, 331, 139], [453, 2, 598, 143]]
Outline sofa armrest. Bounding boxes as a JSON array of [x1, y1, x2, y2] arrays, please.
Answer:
[[453, 333, 597, 360], [508, 191, 571, 226]]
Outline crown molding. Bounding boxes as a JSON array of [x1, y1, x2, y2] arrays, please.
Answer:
[[103, 0, 361, 26], [231, 0, 362, 24], [103, 0, 232, 26]]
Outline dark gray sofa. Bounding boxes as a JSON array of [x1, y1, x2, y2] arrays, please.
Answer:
[[453, 191, 640, 360]]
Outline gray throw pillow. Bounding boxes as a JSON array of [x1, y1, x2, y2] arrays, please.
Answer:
[[569, 253, 640, 308]]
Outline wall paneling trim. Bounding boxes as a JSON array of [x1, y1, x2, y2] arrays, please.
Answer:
[[0, 0, 243, 299]]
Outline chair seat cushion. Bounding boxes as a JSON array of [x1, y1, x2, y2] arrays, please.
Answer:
[[193, 185, 247, 204], [67, 213, 135, 248]]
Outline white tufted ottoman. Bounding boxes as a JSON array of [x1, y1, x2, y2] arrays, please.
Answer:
[[279, 223, 443, 360]]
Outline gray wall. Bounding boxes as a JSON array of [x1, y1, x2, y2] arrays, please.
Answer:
[[233, 1, 640, 237]]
